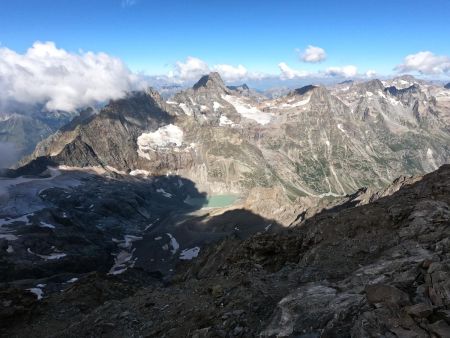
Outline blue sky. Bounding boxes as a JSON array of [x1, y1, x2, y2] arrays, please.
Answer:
[[1, 0, 450, 81]]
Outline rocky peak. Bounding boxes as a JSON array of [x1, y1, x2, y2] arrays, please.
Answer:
[[338, 80, 354, 85], [192, 72, 230, 94], [291, 85, 318, 96], [227, 84, 250, 92], [102, 87, 171, 122], [394, 74, 418, 82], [385, 84, 420, 96], [355, 79, 385, 93], [445, 83, 450, 89]]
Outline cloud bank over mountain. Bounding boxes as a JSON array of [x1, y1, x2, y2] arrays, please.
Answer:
[[1, 41, 449, 113], [168, 56, 264, 83], [396, 51, 450, 75], [0, 41, 147, 112]]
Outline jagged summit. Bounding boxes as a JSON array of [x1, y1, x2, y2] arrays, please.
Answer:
[[384, 83, 420, 96], [192, 72, 229, 93], [292, 85, 318, 96], [338, 80, 353, 85], [354, 79, 384, 93], [445, 82, 450, 89], [227, 83, 250, 91], [393, 74, 417, 82]]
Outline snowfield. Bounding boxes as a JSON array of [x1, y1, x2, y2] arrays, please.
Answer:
[[219, 114, 234, 126], [179, 247, 200, 260], [222, 95, 273, 125], [137, 124, 184, 159]]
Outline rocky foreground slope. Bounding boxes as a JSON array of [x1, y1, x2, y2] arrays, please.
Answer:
[[2, 164, 450, 337]]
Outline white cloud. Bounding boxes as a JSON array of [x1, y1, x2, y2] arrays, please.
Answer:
[[365, 70, 377, 78], [212, 64, 248, 82], [278, 62, 309, 80], [0, 41, 146, 111], [171, 56, 210, 82], [395, 51, 450, 75], [300, 45, 327, 63], [325, 65, 358, 78], [170, 57, 262, 82]]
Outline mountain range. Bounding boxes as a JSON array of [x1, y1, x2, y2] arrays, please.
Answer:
[[18, 72, 450, 224], [2, 73, 450, 337]]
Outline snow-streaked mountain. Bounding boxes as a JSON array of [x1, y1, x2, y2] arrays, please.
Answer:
[[21, 73, 450, 223]]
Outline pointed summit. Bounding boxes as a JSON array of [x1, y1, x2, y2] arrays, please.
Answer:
[[227, 83, 250, 91], [192, 72, 230, 93], [445, 83, 450, 89], [292, 85, 318, 96], [394, 74, 417, 82], [356, 79, 384, 93]]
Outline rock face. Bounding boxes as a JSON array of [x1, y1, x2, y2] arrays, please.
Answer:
[[3, 164, 450, 337], [445, 83, 450, 89], [20, 74, 450, 225]]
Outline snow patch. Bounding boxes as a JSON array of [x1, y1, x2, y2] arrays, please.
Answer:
[[213, 101, 223, 111], [129, 169, 151, 177], [222, 95, 273, 125], [108, 235, 142, 275], [337, 123, 346, 134], [179, 103, 193, 116], [27, 248, 66, 260], [108, 250, 135, 275], [137, 124, 184, 158], [427, 148, 438, 170], [166, 233, 179, 254], [281, 96, 311, 108], [219, 115, 234, 126], [156, 188, 172, 198], [39, 221, 55, 229], [0, 213, 33, 227], [0, 234, 18, 241], [179, 247, 200, 260], [27, 287, 44, 300]]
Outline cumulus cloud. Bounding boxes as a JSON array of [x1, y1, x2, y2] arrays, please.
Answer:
[[325, 65, 358, 78], [365, 70, 377, 78], [0, 41, 146, 112], [395, 51, 450, 75], [170, 57, 262, 82], [300, 45, 327, 63], [278, 62, 309, 80], [212, 64, 249, 82], [170, 56, 210, 82]]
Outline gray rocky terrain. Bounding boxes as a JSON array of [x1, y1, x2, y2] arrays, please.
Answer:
[[1, 163, 450, 337]]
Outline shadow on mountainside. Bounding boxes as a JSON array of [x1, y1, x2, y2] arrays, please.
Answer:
[[0, 162, 209, 283], [60, 90, 174, 133], [0, 159, 287, 336], [0, 159, 284, 287]]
